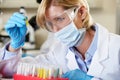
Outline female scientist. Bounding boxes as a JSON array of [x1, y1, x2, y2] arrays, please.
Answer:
[[0, 0, 120, 80]]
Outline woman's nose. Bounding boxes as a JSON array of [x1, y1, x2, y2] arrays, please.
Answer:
[[52, 25, 59, 32]]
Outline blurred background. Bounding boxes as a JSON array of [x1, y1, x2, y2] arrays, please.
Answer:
[[0, 0, 119, 56]]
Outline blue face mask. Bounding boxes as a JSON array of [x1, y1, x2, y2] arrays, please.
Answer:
[[55, 21, 86, 47]]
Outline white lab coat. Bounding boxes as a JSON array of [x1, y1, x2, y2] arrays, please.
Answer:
[[0, 24, 120, 80]]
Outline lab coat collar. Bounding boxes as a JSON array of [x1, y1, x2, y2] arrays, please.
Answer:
[[87, 23, 109, 77], [65, 49, 79, 70]]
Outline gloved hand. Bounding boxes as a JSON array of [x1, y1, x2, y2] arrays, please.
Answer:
[[62, 69, 93, 80], [5, 12, 27, 49]]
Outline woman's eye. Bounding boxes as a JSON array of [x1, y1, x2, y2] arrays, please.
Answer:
[[55, 17, 65, 22]]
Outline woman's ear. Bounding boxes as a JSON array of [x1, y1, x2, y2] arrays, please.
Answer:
[[78, 6, 87, 20]]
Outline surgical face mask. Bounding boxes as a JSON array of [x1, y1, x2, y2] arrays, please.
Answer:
[[54, 21, 86, 47]]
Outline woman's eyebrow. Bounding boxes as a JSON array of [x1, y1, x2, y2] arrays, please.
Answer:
[[53, 15, 63, 20]]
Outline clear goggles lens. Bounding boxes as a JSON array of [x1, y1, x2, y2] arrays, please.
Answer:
[[45, 8, 78, 32]]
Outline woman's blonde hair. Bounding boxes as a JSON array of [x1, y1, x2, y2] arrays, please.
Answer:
[[36, 0, 94, 30]]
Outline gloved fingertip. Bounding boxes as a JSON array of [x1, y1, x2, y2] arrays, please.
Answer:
[[13, 12, 19, 15], [85, 74, 94, 80], [62, 74, 67, 78], [62, 72, 70, 78], [89, 75, 94, 78], [13, 12, 25, 20], [9, 17, 26, 27], [5, 23, 15, 29], [13, 12, 21, 16]]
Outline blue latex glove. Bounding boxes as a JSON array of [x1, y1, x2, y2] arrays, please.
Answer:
[[5, 12, 27, 49], [62, 69, 93, 80]]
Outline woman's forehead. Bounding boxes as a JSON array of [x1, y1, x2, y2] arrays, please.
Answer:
[[45, 6, 65, 20]]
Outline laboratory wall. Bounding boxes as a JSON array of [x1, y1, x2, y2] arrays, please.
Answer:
[[91, 0, 116, 33]]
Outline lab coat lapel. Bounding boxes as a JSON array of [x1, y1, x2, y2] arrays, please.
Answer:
[[65, 49, 79, 70], [88, 24, 109, 77]]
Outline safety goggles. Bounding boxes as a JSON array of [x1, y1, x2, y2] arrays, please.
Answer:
[[44, 7, 78, 32]]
